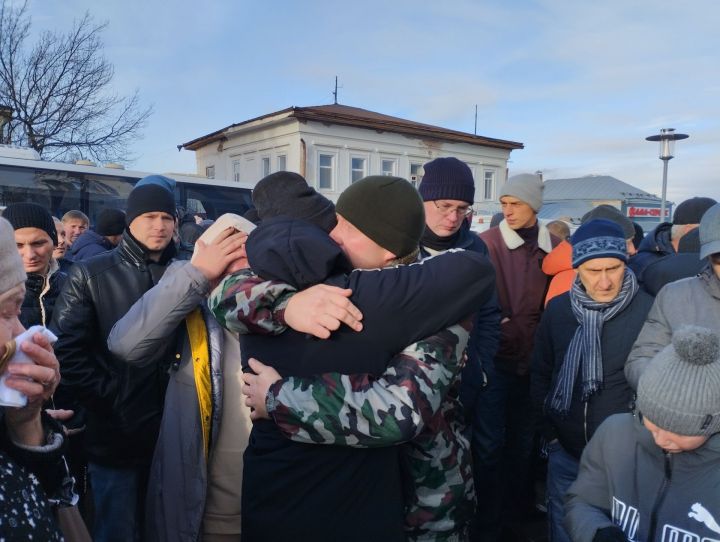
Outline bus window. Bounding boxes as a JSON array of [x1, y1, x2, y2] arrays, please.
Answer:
[[181, 183, 253, 220], [0, 165, 83, 218], [84, 174, 134, 225]]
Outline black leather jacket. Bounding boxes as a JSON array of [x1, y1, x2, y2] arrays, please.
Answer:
[[51, 232, 178, 467]]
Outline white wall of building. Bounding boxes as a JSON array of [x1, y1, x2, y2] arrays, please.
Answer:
[[193, 115, 513, 206]]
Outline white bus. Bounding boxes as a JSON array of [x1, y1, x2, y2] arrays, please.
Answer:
[[0, 145, 254, 224]]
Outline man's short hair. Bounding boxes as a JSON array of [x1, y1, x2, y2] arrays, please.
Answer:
[[62, 210, 89, 225], [546, 220, 571, 241]]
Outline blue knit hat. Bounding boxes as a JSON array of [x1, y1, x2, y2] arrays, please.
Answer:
[[418, 157, 475, 204], [571, 219, 628, 268], [135, 174, 177, 193]]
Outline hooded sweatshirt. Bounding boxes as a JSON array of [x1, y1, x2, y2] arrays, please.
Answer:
[[565, 413, 720, 542]]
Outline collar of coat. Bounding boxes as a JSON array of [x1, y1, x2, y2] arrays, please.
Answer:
[[498, 219, 554, 253]]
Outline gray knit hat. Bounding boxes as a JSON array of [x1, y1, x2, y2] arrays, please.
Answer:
[[637, 326, 720, 436], [499, 173, 543, 211], [699, 203, 720, 259], [581, 204, 634, 240], [0, 217, 27, 294]]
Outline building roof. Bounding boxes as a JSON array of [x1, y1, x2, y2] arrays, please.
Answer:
[[543, 175, 661, 202], [180, 103, 524, 152], [537, 201, 595, 222]]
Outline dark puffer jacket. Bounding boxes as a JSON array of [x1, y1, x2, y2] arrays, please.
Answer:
[[50, 232, 177, 467], [20, 260, 66, 329]]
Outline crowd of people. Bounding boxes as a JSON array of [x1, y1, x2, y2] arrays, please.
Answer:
[[0, 162, 718, 542]]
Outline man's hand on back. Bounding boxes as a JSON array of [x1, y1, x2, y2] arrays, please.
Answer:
[[284, 284, 363, 339], [242, 358, 282, 420]]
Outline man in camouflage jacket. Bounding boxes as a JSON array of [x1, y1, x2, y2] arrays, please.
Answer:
[[210, 211, 495, 541]]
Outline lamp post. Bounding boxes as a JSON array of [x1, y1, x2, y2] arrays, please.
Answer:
[[645, 128, 689, 222]]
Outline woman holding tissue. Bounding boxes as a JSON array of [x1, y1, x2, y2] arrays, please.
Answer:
[[0, 216, 66, 539]]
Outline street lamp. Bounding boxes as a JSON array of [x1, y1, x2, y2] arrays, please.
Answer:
[[645, 128, 689, 222]]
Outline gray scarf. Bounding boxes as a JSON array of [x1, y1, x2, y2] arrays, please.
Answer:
[[548, 268, 639, 416]]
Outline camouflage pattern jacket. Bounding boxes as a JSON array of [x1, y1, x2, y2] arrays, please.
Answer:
[[209, 270, 476, 541]]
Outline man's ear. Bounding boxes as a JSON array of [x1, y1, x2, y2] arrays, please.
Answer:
[[381, 249, 397, 266]]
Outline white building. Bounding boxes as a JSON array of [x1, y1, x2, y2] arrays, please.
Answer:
[[179, 104, 523, 205]]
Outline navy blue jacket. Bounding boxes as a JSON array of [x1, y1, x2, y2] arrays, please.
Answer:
[[68, 230, 115, 262], [629, 222, 674, 282], [641, 254, 708, 296]]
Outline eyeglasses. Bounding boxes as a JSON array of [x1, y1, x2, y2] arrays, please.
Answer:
[[433, 201, 473, 217]]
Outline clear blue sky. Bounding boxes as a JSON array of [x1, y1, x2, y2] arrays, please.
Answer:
[[27, 0, 720, 203]]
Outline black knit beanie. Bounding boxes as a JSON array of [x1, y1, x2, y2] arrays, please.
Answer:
[[581, 204, 635, 240], [95, 208, 126, 236], [673, 197, 717, 225], [418, 157, 475, 203], [253, 171, 337, 233], [125, 183, 176, 226], [3, 202, 58, 246], [336, 176, 425, 258]]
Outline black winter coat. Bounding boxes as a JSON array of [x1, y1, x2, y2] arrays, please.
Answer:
[[531, 288, 654, 459], [20, 262, 66, 329], [50, 232, 177, 467]]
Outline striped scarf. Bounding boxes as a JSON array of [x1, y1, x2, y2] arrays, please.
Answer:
[[548, 268, 638, 416]]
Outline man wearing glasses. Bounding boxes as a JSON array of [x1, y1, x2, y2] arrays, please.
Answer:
[[417, 157, 502, 539]]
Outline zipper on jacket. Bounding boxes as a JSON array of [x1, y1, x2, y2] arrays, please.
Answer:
[[583, 402, 589, 443], [647, 452, 673, 541], [38, 273, 50, 327]]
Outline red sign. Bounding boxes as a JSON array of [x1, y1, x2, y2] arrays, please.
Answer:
[[627, 206, 670, 218]]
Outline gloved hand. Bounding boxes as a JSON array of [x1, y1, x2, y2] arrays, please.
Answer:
[[593, 526, 627, 542]]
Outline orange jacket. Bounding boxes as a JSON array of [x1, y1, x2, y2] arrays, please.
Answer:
[[542, 240, 576, 306]]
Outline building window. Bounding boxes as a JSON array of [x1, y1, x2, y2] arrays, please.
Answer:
[[205, 165, 215, 179], [261, 156, 271, 177], [410, 163, 423, 187], [484, 170, 495, 200], [318, 153, 334, 189], [277, 155, 287, 171], [232, 160, 241, 183], [381, 159, 396, 177], [351, 157, 366, 183]]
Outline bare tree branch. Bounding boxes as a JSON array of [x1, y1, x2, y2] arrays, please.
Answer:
[[0, 2, 152, 162]]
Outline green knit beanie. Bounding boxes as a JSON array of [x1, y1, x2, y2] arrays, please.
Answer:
[[336, 176, 425, 258]]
